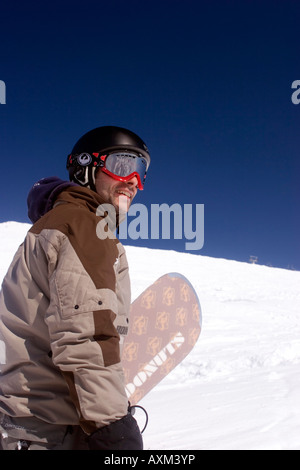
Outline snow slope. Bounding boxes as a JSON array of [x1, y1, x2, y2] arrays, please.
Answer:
[[0, 221, 300, 450]]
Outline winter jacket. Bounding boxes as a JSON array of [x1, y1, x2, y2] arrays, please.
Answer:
[[0, 177, 130, 434]]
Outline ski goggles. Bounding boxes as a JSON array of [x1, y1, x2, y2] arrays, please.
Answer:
[[97, 151, 148, 190], [68, 150, 148, 190]]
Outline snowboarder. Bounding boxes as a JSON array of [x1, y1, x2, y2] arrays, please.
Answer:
[[0, 126, 150, 450]]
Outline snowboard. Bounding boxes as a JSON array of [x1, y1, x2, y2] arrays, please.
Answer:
[[122, 273, 202, 405]]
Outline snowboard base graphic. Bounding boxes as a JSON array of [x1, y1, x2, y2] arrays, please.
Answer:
[[122, 273, 202, 405]]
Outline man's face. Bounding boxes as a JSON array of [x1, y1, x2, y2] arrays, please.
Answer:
[[95, 169, 138, 213]]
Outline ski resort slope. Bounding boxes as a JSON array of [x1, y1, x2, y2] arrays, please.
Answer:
[[0, 221, 300, 450]]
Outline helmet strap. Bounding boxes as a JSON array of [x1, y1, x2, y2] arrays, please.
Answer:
[[88, 166, 97, 192], [73, 166, 97, 192]]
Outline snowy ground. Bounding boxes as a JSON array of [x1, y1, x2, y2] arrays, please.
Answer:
[[0, 221, 300, 450]]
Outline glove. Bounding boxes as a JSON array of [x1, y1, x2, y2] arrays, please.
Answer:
[[87, 413, 143, 450]]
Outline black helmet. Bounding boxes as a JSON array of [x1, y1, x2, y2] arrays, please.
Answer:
[[67, 126, 150, 191]]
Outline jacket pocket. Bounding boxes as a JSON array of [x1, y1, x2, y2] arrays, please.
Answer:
[[54, 273, 118, 319]]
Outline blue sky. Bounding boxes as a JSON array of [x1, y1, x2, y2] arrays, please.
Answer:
[[0, 0, 299, 270]]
